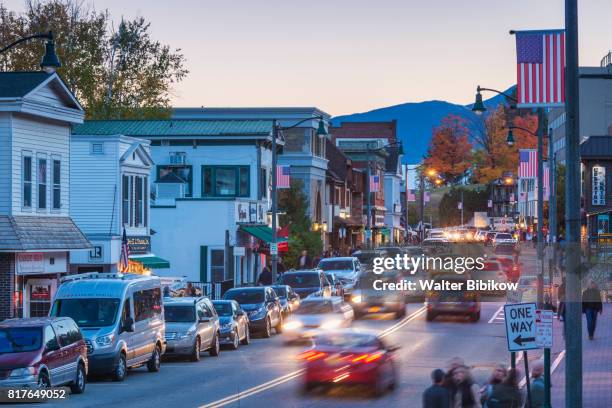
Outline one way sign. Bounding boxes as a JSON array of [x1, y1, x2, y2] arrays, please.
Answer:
[[504, 303, 538, 352]]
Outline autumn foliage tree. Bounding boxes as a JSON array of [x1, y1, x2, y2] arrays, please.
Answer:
[[424, 115, 473, 183]]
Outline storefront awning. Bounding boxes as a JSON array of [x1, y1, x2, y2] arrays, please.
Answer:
[[240, 225, 288, 243], [130, 256, 170, 269]]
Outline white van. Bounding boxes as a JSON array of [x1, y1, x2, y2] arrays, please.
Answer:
[[50, 273, 165, 381]]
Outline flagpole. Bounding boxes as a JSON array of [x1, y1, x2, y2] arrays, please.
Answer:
[[271, 120, 278, 284]]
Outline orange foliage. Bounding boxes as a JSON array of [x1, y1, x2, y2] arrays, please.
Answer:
[[424, 115, 472, 183]]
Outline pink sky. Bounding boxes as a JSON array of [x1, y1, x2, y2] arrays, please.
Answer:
[[4, 0, 612, 115]]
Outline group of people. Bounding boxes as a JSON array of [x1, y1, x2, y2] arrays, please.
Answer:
[[423, 357, 547, 408]]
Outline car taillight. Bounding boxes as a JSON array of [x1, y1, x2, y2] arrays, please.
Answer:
[[351, 352, 383, 363], [297, 350, 328, 361]]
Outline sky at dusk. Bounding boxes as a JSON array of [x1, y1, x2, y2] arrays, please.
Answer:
[[4, 0, 612, 116]]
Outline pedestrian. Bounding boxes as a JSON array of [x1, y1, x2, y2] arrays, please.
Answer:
[[557, 277, 566, 321], [529, 360, 545, 408], [582, 280, 603, 340], [480, 364, 507, 407], [257, 266, 272, 286], [444, 365, 481, 408], [423, 368, 450, 408], [487, 368, 522, 408], [277, 257, 286, 275], [298, 250, 312, 269], [186, 282, 197, 297]]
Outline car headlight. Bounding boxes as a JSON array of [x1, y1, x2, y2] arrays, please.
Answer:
[[351, 294, 362, 303], [179, 327, 196, 339], [220, 323, 233, 332], [95, 333, 115, 347], [10, 367, 36, 378], [283, 320, 303, 330], [321, 319, 342, 330]]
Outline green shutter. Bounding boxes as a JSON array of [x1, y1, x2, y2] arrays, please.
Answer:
[[200, 246, 208, 282]]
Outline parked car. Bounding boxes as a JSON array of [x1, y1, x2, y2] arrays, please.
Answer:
[[50, 272, 165, 381], [163, 297, 220, 361], [299, 329, 399, 396], [317, 257, 362, 298], [212, 300, 250, 349], [352, 249, 388, 270], [223, 287, 283, 338], [425, 274, 481, 322], [484, 231, 497, 246], [270, 285, 301, 316], [350, 271, 407, 319], [282, 297, 354, 343], [277, 270, 332, 299], [0, 317, 87, 393]]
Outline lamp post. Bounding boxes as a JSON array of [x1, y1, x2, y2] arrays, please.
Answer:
[[365, 141, 403, 248], [271, 117, 327, 284], [416, 167, 437, 241], [0, 31, 61, 73]]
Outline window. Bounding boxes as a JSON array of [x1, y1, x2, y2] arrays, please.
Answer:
[[210, 249, 225, 282], [259, 168, 267, 199], [37, 157, 47, 209], [129, 176, 135, 227], [201, 166, 250, 197], [133, 288, 162, 322], [135, 176, 143, 226], [43, 325, 58, 350], [23, 155, 32, 208], [121, 299, 131, 326], [592, 166, 606, 206], [52, 159, 61, 209], [122, 175, 130, 226], [157, 165, 192, 197], [91, 142, 104, 155], [143, 178, 148, 227]]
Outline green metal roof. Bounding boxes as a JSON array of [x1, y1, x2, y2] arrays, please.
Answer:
[[240, 225, 288, 243], [72, 119, 273, 137], [0, 72, 53, 98], [130, 255, 170, 269]]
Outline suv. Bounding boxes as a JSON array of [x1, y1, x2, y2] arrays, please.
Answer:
[[223, 287, 283, 338], [277, 270, 332, 299], [0, 317, 87, 393], [163, 297, 221, 361], [317, 257, 361, 298]]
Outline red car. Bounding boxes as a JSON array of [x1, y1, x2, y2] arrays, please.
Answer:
[[0, 317, 87, 392], [298, 330, 399, 396]]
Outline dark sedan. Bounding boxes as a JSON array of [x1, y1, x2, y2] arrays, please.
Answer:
[[271, 285, 301, 316], [212, 300, 251, 349], [223, 287, 283, 338]]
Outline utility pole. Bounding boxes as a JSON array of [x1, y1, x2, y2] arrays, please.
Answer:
[[537, 109, 545, 308], [271, 120, 278, 284], [460, 190, 464, 226], [564, 1, 582, 406], [366, 145, 372, 248], [419, 172, 425, 241], [549, 128, 557, 244]]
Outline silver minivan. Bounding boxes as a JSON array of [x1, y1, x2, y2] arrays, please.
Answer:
[[163, 297, 220, 361], [50, 273, 166, 381]]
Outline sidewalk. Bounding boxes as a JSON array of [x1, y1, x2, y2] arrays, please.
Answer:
[[551, 303, 612, 407]]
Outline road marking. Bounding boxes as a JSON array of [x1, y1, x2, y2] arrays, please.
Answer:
[[518, 349, 566, 389], [488, 306, 505, 324], [199, 306, 426, 408]]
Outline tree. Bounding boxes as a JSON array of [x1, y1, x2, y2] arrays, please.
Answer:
[[278, 181, 323, 268], [0, 0, 188, 119], [424, 115, 473, 184], [438, 186, 489, 226]]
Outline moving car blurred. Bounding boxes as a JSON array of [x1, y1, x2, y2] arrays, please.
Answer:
[[270, 285, 301, 316], [425, 274, 481, 322], [299, 329, 399, 396], [163, 297, 220, 361], [0, 317, 87, 392], [469, 260, 509, 296], [421, 237, 450, 255], [223, 287, 283, 338], [352, 249, 388, 270], [317, 257, 362, 298], [484, 231, 497, 246], [350, 271, 407, 319], [493, 255, 521, 282], [324, 272, 345, 297], [493, 232, 519, 254], [212, 300, 250, 349], [278, 270, 332, 299], [282, 297, 353, 343]]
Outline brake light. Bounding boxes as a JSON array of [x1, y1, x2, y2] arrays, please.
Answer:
[[297, 350, 328, 361], [351, 352, 383, 363]]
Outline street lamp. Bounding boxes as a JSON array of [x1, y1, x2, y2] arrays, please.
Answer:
[[271, 116, 328, 283], [506, 129, 515, 146], [0, 31, 61, 73]]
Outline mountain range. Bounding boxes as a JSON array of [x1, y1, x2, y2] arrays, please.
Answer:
[[331, 86, 514, 163]]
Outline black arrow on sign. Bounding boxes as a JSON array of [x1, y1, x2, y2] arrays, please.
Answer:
[[513, 335, 536, 346]]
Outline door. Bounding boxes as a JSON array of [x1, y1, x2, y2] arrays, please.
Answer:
[[51, 321, 73, 385], [197, 301, 214, 347], [42, 325, 63, 386], [119, 298, 135, 361], [25, 279, 56, 318], [132, 289, 152, 362]]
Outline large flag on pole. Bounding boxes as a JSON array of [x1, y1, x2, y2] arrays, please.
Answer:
[[518, 149, 537, 178], [370, 175, 380, 192], [407, 189, 416, 202], [543, 162, 550, 201], [276, 165, 291, 189], [515, 29, 565, 108]]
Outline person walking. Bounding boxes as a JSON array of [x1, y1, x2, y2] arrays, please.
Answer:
[[298, 250, 312, 269], [582, 280, 603, 340], [486, 368, 522, 408], [423, 368, 450, 408], [529, 360, 545, 408], [444, 365, 481, 408], [257, 266, 272, 286], [480, 364, 507, 408]]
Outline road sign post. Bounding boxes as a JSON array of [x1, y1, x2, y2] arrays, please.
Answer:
[[504, 303, 538, 352], [270, 243, 278, 256]]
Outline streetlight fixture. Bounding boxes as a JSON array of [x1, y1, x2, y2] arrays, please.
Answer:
[[271, 116, 328, 283], [471, 85, 517, 115], [506, 129, 515, 146], [0, 31, 61, 73]]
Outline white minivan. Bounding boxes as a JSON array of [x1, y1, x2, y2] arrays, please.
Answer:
[[50, 273, 165, 381]]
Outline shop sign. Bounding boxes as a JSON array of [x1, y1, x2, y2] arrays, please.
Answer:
[[128, 236, 151, 254], [17, 253, 44, 275]]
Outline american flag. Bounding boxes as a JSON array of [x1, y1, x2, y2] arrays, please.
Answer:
[[424, 191, 431, 203], [515, 29, 565, 107], [370, 175, 380, 192], [407, 189, 416, 202], [119, 228, 130, 273], [543, 163, 550, 201], [510, 193, 515, 202], [519, 149, 537, 178], [276, 165, 290, 189]]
